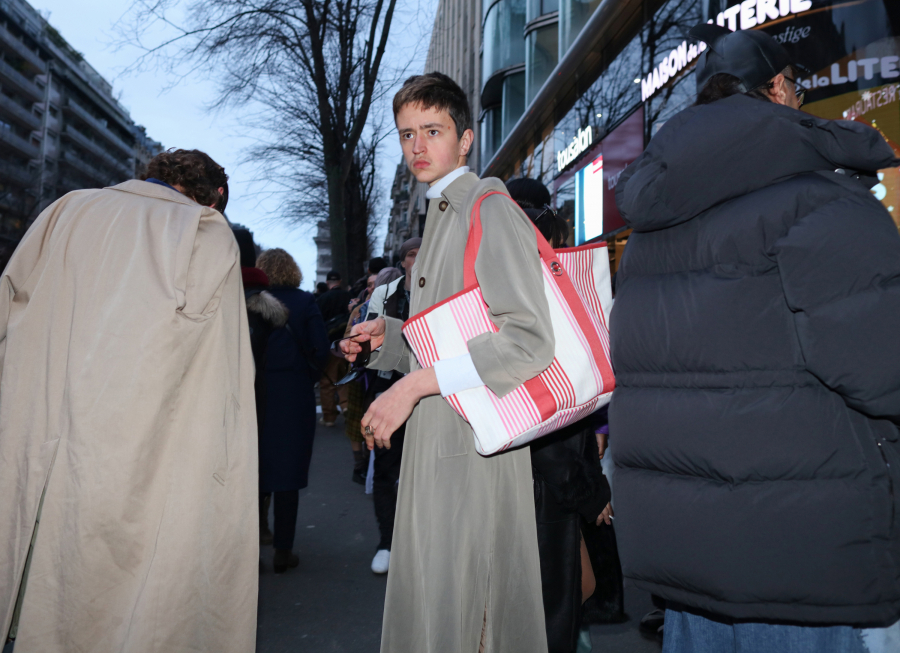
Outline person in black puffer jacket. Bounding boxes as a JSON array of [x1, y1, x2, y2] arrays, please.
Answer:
[[611, 24, 900, 652]]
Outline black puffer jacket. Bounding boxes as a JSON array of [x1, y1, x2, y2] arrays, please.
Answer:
[[610, 93, 900, 626]]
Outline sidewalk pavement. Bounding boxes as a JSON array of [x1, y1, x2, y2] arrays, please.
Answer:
[[256, 419, 661, 653]]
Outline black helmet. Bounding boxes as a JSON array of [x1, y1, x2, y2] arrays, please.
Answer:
[[689, 24, 795, 94]]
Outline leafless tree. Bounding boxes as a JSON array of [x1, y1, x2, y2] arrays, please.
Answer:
[[120, 0, 401, 279]]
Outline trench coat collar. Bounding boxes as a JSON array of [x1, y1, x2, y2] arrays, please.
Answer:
[[439, 171, 480, 215], [107, 179, 201, 208]]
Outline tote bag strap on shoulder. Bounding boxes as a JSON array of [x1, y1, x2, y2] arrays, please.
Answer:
[[462, 191, 612, 386]]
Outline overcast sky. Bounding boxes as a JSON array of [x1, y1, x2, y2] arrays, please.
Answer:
[[30, 0, 434, 290]]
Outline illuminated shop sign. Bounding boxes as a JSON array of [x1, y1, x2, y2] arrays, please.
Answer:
[[575, 155, 604, 244], [640, 0, 813, 102], [556, 125, 593, 172]]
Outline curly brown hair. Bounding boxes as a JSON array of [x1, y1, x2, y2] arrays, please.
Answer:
[[141, 149, 229, 212], [257, 248, 302, 288]]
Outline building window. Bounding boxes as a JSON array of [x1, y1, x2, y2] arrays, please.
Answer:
[[482, 0, 527, 83], [525, 22, 559, 104], [527, 0, 558, 21], [480, 105, 503, 168], [558, 0, 601, 57], [501, 70, 526, 139]]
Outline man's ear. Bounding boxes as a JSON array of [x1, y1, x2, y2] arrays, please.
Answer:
[[458, 128, 475, 157], [766, 74, 789, 106]]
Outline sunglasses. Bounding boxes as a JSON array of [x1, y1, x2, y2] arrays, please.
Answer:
[[781, 75, 806, 106], [334, 338, 371, 386]]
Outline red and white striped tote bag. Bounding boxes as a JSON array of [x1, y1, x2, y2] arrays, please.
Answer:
[[402, 191, 615, 455]]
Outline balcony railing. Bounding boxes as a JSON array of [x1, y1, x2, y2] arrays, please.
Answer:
[[65, 100, 134, 158], [61, 149, 115, 187], [63, 125, 132, 178], [0, 157, 35, 186], [0, 59, 43, 103], [0, 92, 39, 131], [0, 126, 39, 160], [0, 25, 46, 74]]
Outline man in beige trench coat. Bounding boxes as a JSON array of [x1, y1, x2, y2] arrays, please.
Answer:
[[343, 74, 553, 653], [0, 149, 258, 652]]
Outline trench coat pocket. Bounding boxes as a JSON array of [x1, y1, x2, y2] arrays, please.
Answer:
[[438, 420, 468, 458], [214, 395, 239, 485]]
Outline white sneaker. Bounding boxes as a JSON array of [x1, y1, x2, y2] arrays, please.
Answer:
[[371, 549, 390, 574]]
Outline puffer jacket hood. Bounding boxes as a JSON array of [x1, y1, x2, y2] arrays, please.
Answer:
[[616, 93, 899, 231]]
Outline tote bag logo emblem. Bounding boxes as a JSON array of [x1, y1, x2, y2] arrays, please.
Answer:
[[401, 191, 616, 455]]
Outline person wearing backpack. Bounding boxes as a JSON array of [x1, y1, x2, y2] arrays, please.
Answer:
[[611, 24, 900, 652], [341, 73, 555, 653]]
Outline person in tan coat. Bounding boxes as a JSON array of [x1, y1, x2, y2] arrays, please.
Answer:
[[0, 149, 258, 653], [342, 74, 553, 653]]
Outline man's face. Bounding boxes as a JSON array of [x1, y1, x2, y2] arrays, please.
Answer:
[[403, 248, 419, 274], [366, 274, 376, 297], [396, 103, 474, 185]]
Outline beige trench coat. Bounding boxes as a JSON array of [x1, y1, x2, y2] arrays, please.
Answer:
[[370, 172, 553, 653], [0, 181, 258, 652]]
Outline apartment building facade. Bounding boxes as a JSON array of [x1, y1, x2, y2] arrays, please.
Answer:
[[0, 0, 162, 243]]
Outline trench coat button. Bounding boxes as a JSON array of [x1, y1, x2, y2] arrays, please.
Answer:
[[438, 200, 448, 211], [418, 277, 426, 288]]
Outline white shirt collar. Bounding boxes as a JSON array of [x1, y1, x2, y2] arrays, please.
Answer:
[[425, 166, 470, 200]]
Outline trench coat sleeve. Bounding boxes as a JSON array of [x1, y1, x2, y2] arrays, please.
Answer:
[[0, 197, 65, 387], [468, 193, 555, 398], [179, 208, 241, 319], [367, 315, 411, 374], [775, 187, 900, 421]]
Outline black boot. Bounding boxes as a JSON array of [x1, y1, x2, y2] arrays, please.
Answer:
[[273, 548, 299, 573]]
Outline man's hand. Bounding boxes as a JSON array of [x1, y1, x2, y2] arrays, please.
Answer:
[[595, 430, 608, 460], [596, 502, 613, 526], [361, 367, 439, 450], [340, 317, 386, 362]]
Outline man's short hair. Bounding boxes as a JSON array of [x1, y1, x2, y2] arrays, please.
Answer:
[[326, 270, 342, 281], [142, 149, 229, 212], [393, 72, 472, 139]]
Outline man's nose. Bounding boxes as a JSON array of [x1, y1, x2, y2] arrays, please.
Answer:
[[412, 133, 425, 154]]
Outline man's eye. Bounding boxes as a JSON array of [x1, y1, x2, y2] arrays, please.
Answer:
[[401, 133, 412, 139], [429, 130, 439, 136]]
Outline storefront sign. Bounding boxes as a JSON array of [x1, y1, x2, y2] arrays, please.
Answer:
[[641, 41, 706, 102], [640, 0, 812, 103], [556, 126, 593, 173]]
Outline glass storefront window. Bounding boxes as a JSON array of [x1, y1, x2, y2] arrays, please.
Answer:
[[482, 0, 527, 83], [558, 0, 600, 57], [502, 71, 526, 139], [525, 24, 559, 104], [480, 105, 503, 170]]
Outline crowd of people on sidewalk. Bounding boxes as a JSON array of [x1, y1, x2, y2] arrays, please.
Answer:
[[0, 19, 898, 653]]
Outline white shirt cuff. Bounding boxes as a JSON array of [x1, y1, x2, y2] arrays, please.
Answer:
[[433, 353, 484, 397]]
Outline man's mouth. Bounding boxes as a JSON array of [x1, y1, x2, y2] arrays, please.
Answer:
[[413, 160, 429, 169]]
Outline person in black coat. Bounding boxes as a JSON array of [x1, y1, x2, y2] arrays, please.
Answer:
[[611, 25, 900, 650], [507, 178, 623, 653], [256, 248, 329, 573]]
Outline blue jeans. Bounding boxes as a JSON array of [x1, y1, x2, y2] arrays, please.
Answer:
[[662, 608, 899, 653]]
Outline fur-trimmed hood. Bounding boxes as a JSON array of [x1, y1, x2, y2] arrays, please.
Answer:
[[246, 290, 288, 328]]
